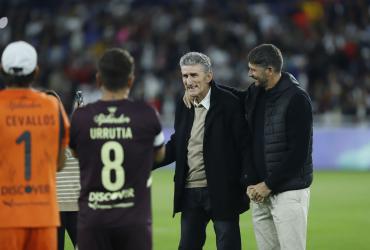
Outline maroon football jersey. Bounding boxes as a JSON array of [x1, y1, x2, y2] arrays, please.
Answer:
[[70, 99, 162, 228]]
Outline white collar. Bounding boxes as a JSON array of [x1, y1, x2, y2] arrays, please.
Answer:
[[194, 88, 211, 110]]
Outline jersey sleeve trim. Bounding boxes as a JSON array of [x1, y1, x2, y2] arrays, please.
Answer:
[[153, 131, 165, 147]]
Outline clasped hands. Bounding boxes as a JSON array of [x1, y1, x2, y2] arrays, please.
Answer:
[[183, 88, 272, 203], [246, 182, 271, 203]]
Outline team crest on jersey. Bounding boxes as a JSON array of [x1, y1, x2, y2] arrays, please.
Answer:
[[94, 107, 131, 126]]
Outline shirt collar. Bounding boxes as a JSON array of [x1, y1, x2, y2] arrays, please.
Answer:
[[194, 88, 211, 110]]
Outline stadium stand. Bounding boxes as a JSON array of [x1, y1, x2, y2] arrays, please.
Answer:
[[0, 0, 369, 126]]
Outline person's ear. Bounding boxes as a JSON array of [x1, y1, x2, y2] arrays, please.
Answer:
[[34, 66, 40, 78], [266, 66, 274, 76], [206, 71, 213, 83], [127, 74, 135, 89], [96, 72, 102, 88], [0, 65, 5, 75]]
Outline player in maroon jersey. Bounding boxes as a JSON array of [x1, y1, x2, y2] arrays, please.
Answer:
[[70, 48, 165, 250]]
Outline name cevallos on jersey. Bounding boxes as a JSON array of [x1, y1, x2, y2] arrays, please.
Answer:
[[0, 89, 70, 228], [6, 115, 55, 126]]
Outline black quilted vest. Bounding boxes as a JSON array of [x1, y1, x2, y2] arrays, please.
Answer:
[[245, 72, 313, 193]]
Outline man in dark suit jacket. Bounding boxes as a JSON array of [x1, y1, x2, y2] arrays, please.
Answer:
[[154, 52, 249, 250]]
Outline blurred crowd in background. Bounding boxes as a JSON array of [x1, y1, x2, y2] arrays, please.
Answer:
[[0, 0, 369, 126]]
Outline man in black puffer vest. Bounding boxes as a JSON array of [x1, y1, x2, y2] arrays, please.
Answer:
[[245, 44, 313, 250]]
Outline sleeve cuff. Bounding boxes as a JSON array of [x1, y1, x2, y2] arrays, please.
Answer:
[[264, 178, 275, 191], [153, 131, 165, 147]]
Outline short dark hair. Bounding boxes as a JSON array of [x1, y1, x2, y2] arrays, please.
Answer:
[[247, 44, 283, 72], [0, 69, 36, 87], [97, 48, 135, 91]]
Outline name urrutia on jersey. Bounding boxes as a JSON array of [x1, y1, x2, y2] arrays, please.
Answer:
[[90, 107, 133, 140], [88, 106, 135, 210]]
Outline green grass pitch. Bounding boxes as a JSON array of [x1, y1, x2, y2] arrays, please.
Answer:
[[65, 170, 370, 250]]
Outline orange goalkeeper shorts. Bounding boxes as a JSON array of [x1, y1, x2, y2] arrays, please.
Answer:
[[0, 227, 56, 250]]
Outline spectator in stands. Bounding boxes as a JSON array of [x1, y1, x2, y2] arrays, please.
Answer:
[[0, 0, 368, 123]]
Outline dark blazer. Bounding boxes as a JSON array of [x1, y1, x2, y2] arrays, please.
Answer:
[[155, 81, 249, 220]]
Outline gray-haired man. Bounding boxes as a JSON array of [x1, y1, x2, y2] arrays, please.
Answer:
[[154, 52, 250, 250]]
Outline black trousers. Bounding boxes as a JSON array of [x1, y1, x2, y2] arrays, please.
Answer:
[[57, 211, 78, 250], [178, 187, 241, 250], [77, 224, 152, 250]]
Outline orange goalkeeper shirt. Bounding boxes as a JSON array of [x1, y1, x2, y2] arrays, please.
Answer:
[[0, 89, 70, 228]]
